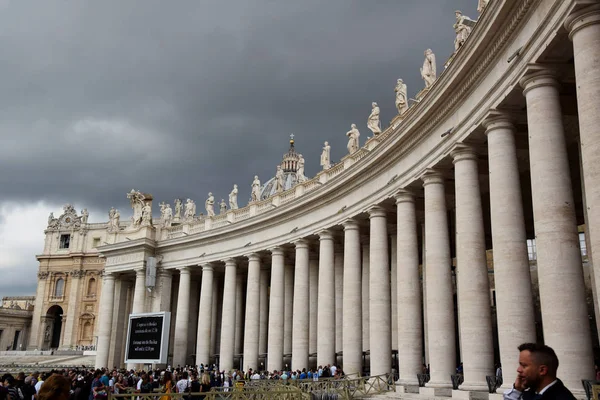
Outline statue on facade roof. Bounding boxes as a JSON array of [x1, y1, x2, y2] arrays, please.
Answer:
[[421, 49, 437, 89], [251, 176, 261, 202], [477, 0, 489, 13], [320, 141, 331, 170], [47, 212, 58, 229], [297, 155, 306, 183], [161, 203, 173, 227], [367, 102, 382, 136], [275, 166, 285, 193], [174, 198, 182, 222], [229, 185, 239, 210], [184, 199, 196, 220], [395, 79, 408, 115], [219, 199, 227, 214], [454, 11, 475, 51], [81, 209, 89, 224], [107, 208, 120, 232], [346, 124, 360, 154], [127, 189, 151, 228], [141, 202, 152, 226], [205, 193, 215, 217]]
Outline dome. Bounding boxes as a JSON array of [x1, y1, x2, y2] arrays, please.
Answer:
[[259, 136, 304, 200]]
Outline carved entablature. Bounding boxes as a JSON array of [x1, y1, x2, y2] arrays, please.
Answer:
[[38, 271, 49, 280], [70, 269, 86, 278]]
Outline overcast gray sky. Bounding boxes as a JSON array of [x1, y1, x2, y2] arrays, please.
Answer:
[[0, 0, 477, 299]]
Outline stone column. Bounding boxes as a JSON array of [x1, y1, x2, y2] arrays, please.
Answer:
[[211, 274, 221, 357], [343, 219, 363, 375], [284, 264, 294, 357], [235, 271, 245, 355], [395, 190, 422, 385], [317, 229, 336, 366], [521, 69, 594, 387], [566, 4, 600, 349], [152, 269, 173, 312], [220, 259, 238, 372], [334, 251, 344, 355], [292, 239, 310, 370], [173, 267, 191, 367], [95, 272, 116, 368], [259, 266, 269, 357], [28, 273, 49, 350], [196, 264, 214, 366], [268, 247, 285, 372], [422, 170, 455, 389], [483, 113, 536, 390], [309, 257, 318, 357], [244, 254, 261, 371], [132, 268, 146, 314], [62, 272, 83, 348], [368, 206, 391, 376], [361, 240, 370, 352], [451, 145, 494, 391], [390, 234, 398, 351]]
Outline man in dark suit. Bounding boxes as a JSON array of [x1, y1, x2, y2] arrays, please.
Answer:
[[503, 343, 576, 400]]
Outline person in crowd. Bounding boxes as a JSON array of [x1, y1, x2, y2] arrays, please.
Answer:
[[176, 371, 189, 394], [503, 343, 576, 400], [37, 374, 71, 400], [159, 371, 174, 400], [89, 370, 105, 400]]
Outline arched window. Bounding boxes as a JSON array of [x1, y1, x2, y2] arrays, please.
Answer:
[[54, 278, 65, 297], [87, 278, 96, 296]]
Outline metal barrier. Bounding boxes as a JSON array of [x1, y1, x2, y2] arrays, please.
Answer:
[[582, 380, 600, 400]]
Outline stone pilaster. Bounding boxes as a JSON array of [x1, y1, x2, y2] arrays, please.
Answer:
[[521, 69, 594, 387], [95, 272, 115, 368], [220, 259, 238, 372], [268, 247, 285, 371], [244, 254, 261, 371], [196, 264, 214, 366]]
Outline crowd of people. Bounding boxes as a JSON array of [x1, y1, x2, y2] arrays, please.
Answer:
[[0, 363, 345, 400]]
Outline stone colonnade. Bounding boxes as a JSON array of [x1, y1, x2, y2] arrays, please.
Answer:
[[95, 5, 600, 394]]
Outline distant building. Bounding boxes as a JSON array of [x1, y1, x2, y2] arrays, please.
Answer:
[[0, 296, 34, 351]]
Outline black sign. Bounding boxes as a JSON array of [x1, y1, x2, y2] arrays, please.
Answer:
[[126, 316, 164, 361]]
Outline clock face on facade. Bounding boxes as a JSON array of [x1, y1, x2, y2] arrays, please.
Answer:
[[65, 217, 71, 223]]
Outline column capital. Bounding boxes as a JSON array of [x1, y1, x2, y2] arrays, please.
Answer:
[[201, 264, 214, 273], [565, 4, 600, 40], [519, 66, 560, 95], [224, 258, 237, 268], [367, 205, 386, 219], [158, 268, 173, 278], [483, 110, 515, 134], [421, 168, 445, 187], [394, 189, 415, 204], [342, 218, 360, 231], [318, 229, 334, 241], [134, 268, 146, 277], [451, 143, 478, 164], [177, 266, 191, 274], [102, 271, 116, 281], [247, 253, 261, 262], [269, 246, 285, 257], [294, 238, 309, 249]]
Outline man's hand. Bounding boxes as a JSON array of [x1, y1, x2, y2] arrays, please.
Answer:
[[514, 375, 526, 392]]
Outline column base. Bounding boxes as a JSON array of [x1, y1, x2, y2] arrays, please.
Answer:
[[396, 382, 421, 394], [460, 382, 491, 392], [489, 393, 504, 400], [452, 390, 489, 400], [420, 386, 452, 397]]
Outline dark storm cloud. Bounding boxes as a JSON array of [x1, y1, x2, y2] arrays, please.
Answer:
[[0, 0, 476, 213]]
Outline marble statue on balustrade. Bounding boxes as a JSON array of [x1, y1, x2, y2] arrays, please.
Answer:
[[81, 208, 89, 224], [229, 185, 239, 210], [367, 102, 382, 136], [421, 49, 437, 89], [395, 79, 408, 115], [161, 203, 173, 227], [220, 199, 227, 214], [251, 176, 261, 202], [477, 0, 489, 14], [174, 199, 183, 222], [184, 199, 196, 220], [127, 189, 151, 228], [346, 124, 360, 154], [320, 141, 331, 170], [141, 202, 152, 226], [297, 155, 306, 183], [107, 208, 120, 232], [47, 212, 58, 229], [453, 11, 475, 51], [275, 166, 285, 193], [206, 193, 215, 217]]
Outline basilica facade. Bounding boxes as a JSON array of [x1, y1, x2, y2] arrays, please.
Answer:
[[30, 0, 600, 395]]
